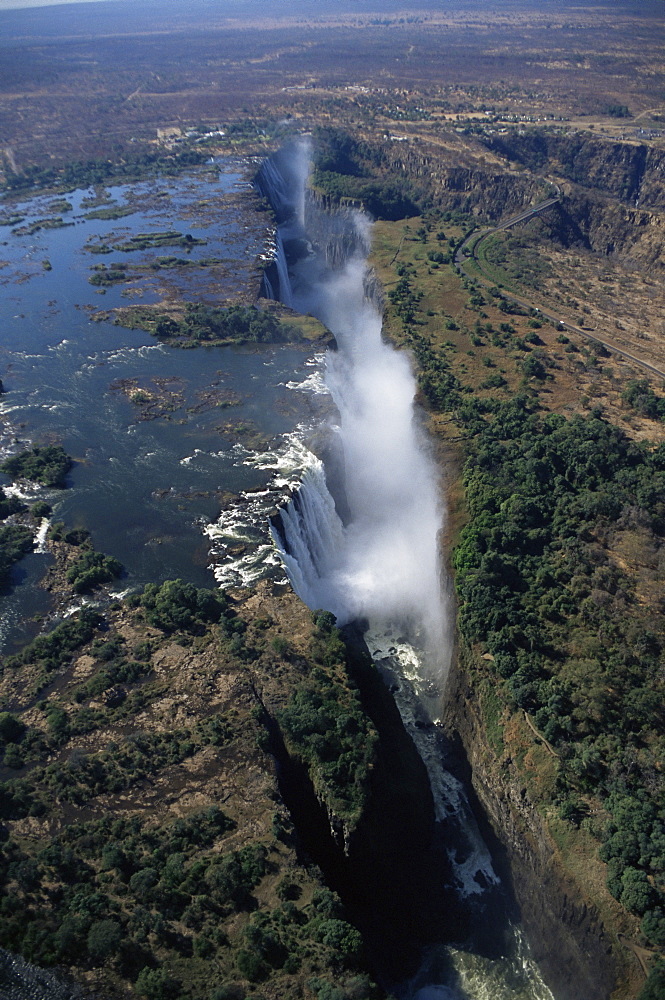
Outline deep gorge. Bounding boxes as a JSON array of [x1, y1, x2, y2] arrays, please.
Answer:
[[256, 139, 567, 1000]]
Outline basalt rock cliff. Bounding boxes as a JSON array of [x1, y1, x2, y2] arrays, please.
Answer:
[[443, 644, 643, 1000]]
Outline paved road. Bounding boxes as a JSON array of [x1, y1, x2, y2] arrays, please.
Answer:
[[454, 200, 665, 381]]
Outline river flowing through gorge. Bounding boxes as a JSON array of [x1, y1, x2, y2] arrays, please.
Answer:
[[258, 139, 556, 1000]]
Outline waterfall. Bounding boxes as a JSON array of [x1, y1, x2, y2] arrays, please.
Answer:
[[258, 138, 450, 677], [274, 228, 293, 308], [257, 139, 555, 1000]]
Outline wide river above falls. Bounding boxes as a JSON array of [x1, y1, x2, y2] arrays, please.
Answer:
[[0, 160, 327, 651]]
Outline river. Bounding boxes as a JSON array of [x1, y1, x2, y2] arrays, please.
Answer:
[[0, 161, 326, 650]]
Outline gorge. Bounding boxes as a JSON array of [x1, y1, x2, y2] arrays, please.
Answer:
[[257, 139, 558, 1000]]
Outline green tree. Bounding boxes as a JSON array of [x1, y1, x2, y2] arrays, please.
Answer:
[[0, 712, 26, 744], [135, 967, 181, 1000], [87, 919, 122, 962]]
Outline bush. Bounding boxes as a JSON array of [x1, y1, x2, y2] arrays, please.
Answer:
[[0, 524, 34, 578], [236, 949, 269, 982], [135, 967, 181, 1000], [637, 961, 665, 1000], [6, 608, 101, 673], [641, 908, 665, 948], [66, 549, 123, 593], [0, 488, 25, 520], [0, 712, 26, 745], [87, 918, 122, 962], [314, 919, 363, 965], [30, 501, 52, 519], [141, 580, 228, 634], [620, 867, 655, 916]]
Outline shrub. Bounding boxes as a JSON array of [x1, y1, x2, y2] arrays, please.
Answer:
[[0, 489, 26, 520], [641, 908, 665, 948], [0, 712, 26, 744], [0, 524, 34, 578], [30, 501, 52, 519], [141, 579, 227, 634], [236, 949, 269, 982], [66, 549, 123, 593], [314, 918, 363, 965], [135, 967, 181, 1000], [87, 918, 122, 962], [637, 961, 665, 1000]]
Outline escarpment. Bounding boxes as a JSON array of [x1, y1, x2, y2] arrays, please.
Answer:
[[376, 132, 665, 271], [443, 648, 631, 1000], [534, 192, 665, 270], [246, 592, 467, 981], [381, 139, 550, 221], [483, 132, 665, 210]]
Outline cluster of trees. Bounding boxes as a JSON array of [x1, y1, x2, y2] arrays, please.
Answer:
[[4, 607, 102, 676], [0, 587, 378, 997], [0, 468, 408, 997], [66, 548, 123, 594], [453, 397, 665, 950], [277, 611, 378, 828], [0, 488, 25, 521], [622, 379, 665, 422], [1, 444, 71, 487], [46, 521, 124, 593], [89, 263, 129, 286], [31, 720, 230, 807], [481, 231, 551, 290], [0, 524, 34, 580], [0, 805, 235, 969], [140, 303, 297, 345], [138, 579, 229, 634]]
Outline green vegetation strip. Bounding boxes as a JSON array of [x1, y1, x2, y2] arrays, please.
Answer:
[[115, 303, 304, 347], [1, 445, 72, 487], [453, 397, 665, 950]]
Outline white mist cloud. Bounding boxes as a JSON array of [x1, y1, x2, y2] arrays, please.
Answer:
[[268, 140, 451, 677]]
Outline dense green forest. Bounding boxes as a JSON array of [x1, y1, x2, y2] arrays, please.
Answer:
[[453, 399, 664, 938], [1, 149, 209, 196], [0, 581, 382, 1000], [310, 127, 425, 220]]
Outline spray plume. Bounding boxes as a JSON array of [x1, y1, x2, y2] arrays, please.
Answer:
[[264, 139, 451, 677]]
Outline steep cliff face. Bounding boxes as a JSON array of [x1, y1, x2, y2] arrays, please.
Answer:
[[537, 193, 665, 270], [249, 599, 466, 982], [382, 141, 547, 221], [484, 132, 665, 210], [380, 132, 665, 270], [443, 646, 640, 1000]]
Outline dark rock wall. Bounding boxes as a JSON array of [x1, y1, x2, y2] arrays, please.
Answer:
[[443, 645, 626, 1000]]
